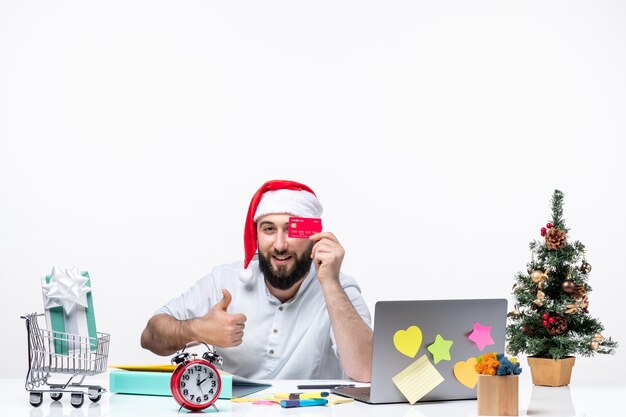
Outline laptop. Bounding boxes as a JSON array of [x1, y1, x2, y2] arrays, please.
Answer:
[[333, 299, 507, 404]]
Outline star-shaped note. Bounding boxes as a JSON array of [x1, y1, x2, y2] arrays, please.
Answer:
[[427, 334, 454, 364], [467, 322, 494, 351]]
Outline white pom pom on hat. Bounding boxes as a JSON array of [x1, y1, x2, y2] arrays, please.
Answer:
[[239, 180, 323, 284], [239, 267, 254, 284]]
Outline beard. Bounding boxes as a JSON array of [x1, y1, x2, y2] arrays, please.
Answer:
[[258, 244, 314, 291]]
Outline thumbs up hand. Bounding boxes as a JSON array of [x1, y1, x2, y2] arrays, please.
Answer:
[[214, 288, 234, 311], [193, 289, 247, 348]]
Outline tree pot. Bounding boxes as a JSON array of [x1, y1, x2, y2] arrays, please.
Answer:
[[527, 356, 575, 387], [477, 375, 519, 416]]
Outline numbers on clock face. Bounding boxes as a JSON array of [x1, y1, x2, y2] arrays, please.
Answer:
[[179, 363, 218, 405]]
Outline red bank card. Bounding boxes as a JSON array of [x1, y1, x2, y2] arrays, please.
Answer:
[[288, 217, 323, 238]]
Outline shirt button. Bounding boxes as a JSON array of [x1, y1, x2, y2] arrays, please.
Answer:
[[278, 306, 284, 311], [273, 329, 278, 334], [268, 349, 274, 355]]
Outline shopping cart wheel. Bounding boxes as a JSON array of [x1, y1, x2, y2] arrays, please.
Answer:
[[29, 391, 43, 407], [70, 392, 84, 408], [50, 392, 63, 401], [88, 386, 102, 402]]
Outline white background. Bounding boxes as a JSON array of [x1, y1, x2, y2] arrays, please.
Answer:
[[1, 1, 624, 382]]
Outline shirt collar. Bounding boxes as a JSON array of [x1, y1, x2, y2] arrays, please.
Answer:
[[263, 264, 317, 305]]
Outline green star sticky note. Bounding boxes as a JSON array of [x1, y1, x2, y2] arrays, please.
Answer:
[[427, 334, 454, 364]]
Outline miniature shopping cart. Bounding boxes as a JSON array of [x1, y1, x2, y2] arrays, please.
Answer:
[[21, 313, 110, 408]]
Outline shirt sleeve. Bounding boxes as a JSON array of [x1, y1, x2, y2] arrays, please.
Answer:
[[153, 271, 221, 320]]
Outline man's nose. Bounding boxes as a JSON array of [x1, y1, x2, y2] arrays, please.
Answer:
[[274, 229, 288, 252]]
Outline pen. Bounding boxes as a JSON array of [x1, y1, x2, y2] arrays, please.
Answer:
[[297, 384, 355, 389], [290, 391, 329, 399], [275, 392, 329, 399], [280, 398, 328, 408]]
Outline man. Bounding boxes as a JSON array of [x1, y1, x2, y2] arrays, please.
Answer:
[[141, 180, 373, 382]]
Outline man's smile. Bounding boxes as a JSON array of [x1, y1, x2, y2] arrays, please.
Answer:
[[272, 254, 293, 265]]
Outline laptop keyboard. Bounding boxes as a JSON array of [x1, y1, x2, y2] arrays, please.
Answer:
[[332, 386, 371, 401]]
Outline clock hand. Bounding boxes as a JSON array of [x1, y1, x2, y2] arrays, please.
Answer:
[[197, 376, 209, 385]]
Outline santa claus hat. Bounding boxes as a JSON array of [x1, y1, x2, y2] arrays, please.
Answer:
[[239, 179, 323, 283]]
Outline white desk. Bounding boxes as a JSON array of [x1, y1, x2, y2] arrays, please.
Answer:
[[2, 371, 624, 417]]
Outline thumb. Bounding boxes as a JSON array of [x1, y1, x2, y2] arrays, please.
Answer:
[[215, 289, 232, 311]]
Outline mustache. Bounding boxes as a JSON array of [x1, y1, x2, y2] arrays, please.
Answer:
[[270, 250, 295, 257]]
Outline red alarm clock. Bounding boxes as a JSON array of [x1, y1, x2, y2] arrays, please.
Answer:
[[170, 342, 223, 411]]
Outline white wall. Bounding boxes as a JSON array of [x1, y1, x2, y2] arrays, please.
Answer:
[[1, 1, 624, 382]]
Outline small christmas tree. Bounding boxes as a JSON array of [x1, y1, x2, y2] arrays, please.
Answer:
[[506, 190, 617, 359]]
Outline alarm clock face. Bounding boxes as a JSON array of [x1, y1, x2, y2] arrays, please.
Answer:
[[172, 359, 221, 410]]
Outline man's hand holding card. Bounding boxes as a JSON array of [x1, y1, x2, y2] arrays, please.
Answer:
[[288, 217, 344, 284]]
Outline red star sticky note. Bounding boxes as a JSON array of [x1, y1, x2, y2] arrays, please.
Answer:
[[467, 322, 494, 351]]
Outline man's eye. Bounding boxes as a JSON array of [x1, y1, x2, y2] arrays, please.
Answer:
[[263, 227, 274, 232]]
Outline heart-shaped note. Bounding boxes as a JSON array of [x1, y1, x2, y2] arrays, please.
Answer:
[[453, 357, 478, 389], [393, 326, 423, 358]]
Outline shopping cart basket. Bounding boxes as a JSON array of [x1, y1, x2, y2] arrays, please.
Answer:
[[21, 313, 110, 408]]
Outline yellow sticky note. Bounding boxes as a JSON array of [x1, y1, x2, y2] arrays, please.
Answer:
[[326, 394, 354, 405], [392, 355, 444, 404], [230, 397, 266, 403], [393, 326, 423, 358], [230, 396, 278, 403]]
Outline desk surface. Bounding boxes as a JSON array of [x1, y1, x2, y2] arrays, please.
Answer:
[[2, 371, 624, 417]]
